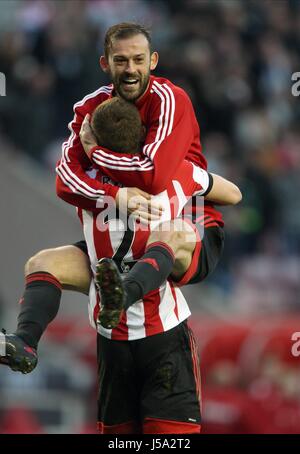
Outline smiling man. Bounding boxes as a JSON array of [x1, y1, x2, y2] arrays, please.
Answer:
[[102, 32, 157, 101]]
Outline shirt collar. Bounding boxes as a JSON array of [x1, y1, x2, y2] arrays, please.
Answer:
[[135, 75, 154, 109]]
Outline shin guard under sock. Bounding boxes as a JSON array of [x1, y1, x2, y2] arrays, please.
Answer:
[[124, 242, 175, 310], [15, 272, 62, 348]]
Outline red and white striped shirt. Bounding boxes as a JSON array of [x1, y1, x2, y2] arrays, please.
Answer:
[[79, 160, 208, 340], [56, 75, 224, 226]]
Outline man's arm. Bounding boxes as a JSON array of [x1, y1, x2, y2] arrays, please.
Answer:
[[88, 86, 202, 194], [204, 174, 242, 205], [56, 91, 119, 210], [166, 161, 241, 211]]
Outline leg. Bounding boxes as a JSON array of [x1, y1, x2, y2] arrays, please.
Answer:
[[137, 322, 202, 434], [25, 244, 91, 294], [126, 218, 225, 291], [97, 334, 141, 434], [18, 244, 91, 345], [147, 218, 197, 281], [121, 218, 197, 307], [97, 219, 224, 328], [97, 219, 196, 328], [174, 224, 225, 287], [18, 244, 91, 344], [0, 244, 91, 373]]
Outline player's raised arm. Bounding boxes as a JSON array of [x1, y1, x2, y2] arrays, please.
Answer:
[[204, 173, 242, 205], [55, 91, 119, 210]]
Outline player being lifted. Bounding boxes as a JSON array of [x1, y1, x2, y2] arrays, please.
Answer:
[[85, 97, 240, 332]]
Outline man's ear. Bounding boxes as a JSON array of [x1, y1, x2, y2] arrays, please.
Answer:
[[100, 55, 109, 73], [150, 52, 159, 71]]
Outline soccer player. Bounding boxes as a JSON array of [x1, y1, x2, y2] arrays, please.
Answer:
[[69, 97, 241, 434]]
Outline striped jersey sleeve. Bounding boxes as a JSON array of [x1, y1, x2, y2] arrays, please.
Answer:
[[56, 85, 120, 210]]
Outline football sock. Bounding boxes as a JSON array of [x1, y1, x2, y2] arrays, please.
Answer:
[[15, 272, 62, 349], [123, 242, 175, 310]]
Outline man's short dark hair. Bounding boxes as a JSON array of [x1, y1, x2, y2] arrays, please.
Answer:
[[104, 22, 152, 59], [91, 97, 143, 154]]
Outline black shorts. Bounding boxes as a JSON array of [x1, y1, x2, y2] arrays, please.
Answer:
[[73, 225, 224, 286], [96, 321, 201, 434], [188, 225, 224, 285], [73, 239, 88, 256]]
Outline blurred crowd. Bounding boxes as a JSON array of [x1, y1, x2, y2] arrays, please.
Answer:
[[1, 0, 300, 434]]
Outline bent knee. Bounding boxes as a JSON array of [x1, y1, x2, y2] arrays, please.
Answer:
[[25, 248, 59, 277], [24, 246, 91, 294], [172, 249, 193, 280], [148, 220, 197, 255]]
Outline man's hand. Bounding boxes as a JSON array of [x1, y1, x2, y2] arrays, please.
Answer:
[[79, 114, 98, 158], [116, 187, 164, 224]]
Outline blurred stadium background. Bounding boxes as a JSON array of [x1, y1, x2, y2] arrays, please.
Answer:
[[1, 0, 300, 434]]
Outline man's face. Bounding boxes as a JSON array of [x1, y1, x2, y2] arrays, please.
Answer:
[[102, 34, 158, 101]]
